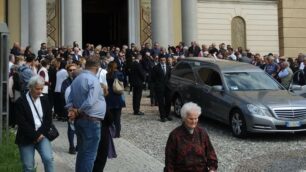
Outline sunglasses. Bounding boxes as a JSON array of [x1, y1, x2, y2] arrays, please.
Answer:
[[68, 69, 76, 72]]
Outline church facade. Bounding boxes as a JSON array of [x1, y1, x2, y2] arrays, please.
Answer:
[[0, 0, 305, 57]]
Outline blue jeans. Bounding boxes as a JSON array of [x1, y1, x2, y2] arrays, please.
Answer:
[[75, 118, 101, 172], [19, 137, 54, 172]]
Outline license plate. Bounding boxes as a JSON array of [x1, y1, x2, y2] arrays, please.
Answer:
[[286, 121, 301, 127]]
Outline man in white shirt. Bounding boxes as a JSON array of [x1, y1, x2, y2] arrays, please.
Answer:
[[54, 61, 68, 121], [227, 48, 237, 61], [96, 67, 108, 96]]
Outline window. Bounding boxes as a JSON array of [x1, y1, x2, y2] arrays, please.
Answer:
[[175, 62, 190, 70], [231, 16, 246, 50], [181, 71, 195, 81], [224, 72, 283, 91], [173, 62, 195, 81], [198, 68, 222, 86]]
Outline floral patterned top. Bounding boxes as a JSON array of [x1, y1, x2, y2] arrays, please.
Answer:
[[164, 124, 218, 172]]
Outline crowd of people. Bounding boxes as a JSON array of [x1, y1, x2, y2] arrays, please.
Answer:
[[7, 40, 306, 172]]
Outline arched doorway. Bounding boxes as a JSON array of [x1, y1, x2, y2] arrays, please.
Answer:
[[231, 16, 246, 50], [82, 0, 128, 47]]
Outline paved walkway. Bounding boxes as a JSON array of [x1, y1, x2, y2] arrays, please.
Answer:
[[35, 121, 164, 172]]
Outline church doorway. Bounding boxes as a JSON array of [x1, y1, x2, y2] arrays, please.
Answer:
[[82, 0, 128, 47]]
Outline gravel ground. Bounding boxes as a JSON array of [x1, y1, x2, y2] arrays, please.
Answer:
[[121, 91, 306, 172]]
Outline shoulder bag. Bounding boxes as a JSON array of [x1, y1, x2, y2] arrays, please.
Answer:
[[112, 73, 124, 95], [29, 95, 59, 141]]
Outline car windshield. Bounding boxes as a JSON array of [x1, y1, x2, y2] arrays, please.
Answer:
[[224, 72, 283, 91]]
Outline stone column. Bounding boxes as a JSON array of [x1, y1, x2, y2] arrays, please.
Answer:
[[151, 0, 169, 47], [181, 0, 198, 46], [63, 0, 82, 47], [29, 0, 47, 54], [128, 0, 140, 46], [168, 0, 174, 45], [21, 0, 29, 47]]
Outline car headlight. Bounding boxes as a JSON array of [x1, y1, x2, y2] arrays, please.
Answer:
[[247, 104, 268, 116]]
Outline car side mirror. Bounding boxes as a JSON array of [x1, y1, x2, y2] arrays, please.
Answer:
[[211, 85, 223, 92]]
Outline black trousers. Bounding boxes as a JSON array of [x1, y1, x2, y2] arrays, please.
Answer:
[[110, 108, 122, 138], [48, 90, 54, 106], [93, 109, 113, 172], [132, 85, 143, 113], [54, 92, 66, 119], [155, 88, 171, 119], [92, 121, 110, 172]]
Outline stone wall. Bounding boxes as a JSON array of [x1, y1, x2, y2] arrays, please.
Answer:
[[8, 0, 20, 46], [197, 0, 279, 55], [0, 0, 4, 22], [279, 0, 306, 57]]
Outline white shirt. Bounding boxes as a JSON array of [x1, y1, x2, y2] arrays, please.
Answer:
[[228, 53, 237, 61], [162, 64, 167, 74], [278, 68, 289, 78], [299, 62, 304, 70], [38, 67, 49, 94], [65, 86, 71, 104], [26, 92, 43, 131], [9, 61, 14, 72], [96, 68, 108, 87], [55, 69, 68, 93]]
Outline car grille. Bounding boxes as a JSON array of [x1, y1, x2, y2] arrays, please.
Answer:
[[273, 108, 306, 120]]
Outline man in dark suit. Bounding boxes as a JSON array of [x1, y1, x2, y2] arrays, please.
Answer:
[[130, 54, 146, 115], [37, 42, 48, 61], [151, 55, 172, 122], [72, 47, 81, 63], [114, 51, 125, 72]]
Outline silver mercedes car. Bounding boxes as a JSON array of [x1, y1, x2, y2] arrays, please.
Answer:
[[170, 57, 306, 138]]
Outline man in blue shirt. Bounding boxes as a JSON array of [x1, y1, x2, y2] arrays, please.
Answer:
[[66, 56, 106, 172], [264, 55, 280, 78]]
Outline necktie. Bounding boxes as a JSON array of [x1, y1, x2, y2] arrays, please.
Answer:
[[163, 65, 166, 75]]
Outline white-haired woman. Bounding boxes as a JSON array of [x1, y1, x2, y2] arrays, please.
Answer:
[[164, 102, 218, 172], [15, 75, 54, 172]]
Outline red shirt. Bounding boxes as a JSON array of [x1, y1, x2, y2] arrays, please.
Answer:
[[164, 125, 218, 172]]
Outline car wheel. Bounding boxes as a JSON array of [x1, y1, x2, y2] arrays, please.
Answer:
[[230, 110, 247, 138], [174, 96, 183, 117]]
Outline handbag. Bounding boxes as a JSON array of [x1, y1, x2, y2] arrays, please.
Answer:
[[45, 124, 59, 141], [112, 77, 124, 94], [29, 95, 59, 141]]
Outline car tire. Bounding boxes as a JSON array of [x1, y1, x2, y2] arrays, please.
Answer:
[[230, 110, 247, 138], [173, 96, 183, 117]]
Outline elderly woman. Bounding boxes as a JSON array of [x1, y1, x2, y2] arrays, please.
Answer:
[[164, 102, 218, 172], [15, 75, 54, 172]]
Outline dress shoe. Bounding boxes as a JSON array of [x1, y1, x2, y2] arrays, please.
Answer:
[[166, 116, 173, 121], [69, 147, 76, 154], [134, 111, 144, 115], [160, 118, 166, 122]]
